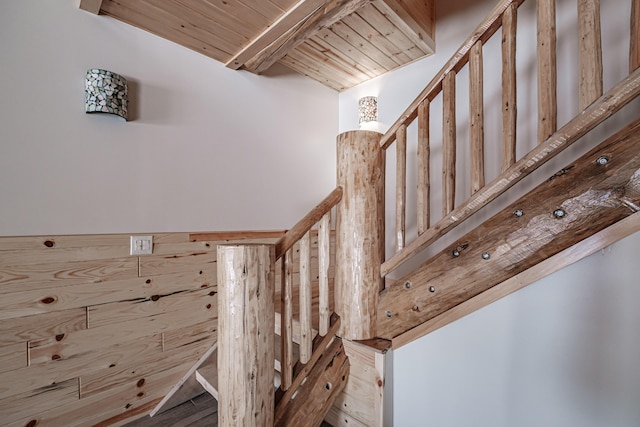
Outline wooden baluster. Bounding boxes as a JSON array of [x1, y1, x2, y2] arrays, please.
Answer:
[[280, 248, 293, 390], [318, 212, 330, 336], [578, 0, 603, 110], [299, 231, 312, 364], [632, 0, 640, 72], [502, 3, 517, 171], [396, 124, 407, 251], [443, 71, 456, 216], [537, 0, 557, 143], [469, 41, 485, 194], [417, 99, 430, 234]]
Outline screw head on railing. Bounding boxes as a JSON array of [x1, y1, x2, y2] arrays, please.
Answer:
[[513, 209, 524, 218], [404, 281, 411, 289], [596, 155, 609, 165], [386, 311, 392, 318], [452, 249, 460, 257], [553, 209, 566, 219], [429, 286, 436, 293], [482, 252, 490, 260]]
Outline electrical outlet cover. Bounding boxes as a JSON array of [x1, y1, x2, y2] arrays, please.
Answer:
[[130, 235, 153, 255]]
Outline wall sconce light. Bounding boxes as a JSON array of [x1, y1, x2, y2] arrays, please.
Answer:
[[85, 69, 128, 120], [358, 96, 378, 127]]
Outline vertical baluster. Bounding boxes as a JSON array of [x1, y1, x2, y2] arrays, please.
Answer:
[[502, 3, 517, 171], [632, 0, 640, 72], [395, 124, 407, 251], [443, 71, 456, 216], [537, 0, 557, 143], [280, 249, 293, 390], [417, 99, 430, 234], [299, 231, 312, 364], [318, 212, 331, 336], [469, 41, 485, 194], [578, 0, 603, 110]]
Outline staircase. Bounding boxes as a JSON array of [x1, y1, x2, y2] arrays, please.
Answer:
[[155, 0, 640, 425]]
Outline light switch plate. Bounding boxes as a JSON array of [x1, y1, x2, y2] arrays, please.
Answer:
[[130, 235, 153, 255]]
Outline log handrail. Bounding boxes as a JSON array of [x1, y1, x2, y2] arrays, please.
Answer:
[[274, 186, 343, 260], [379, 0, 640, 277]]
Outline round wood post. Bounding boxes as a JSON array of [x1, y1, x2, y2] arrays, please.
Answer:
[[336, 130, 385, 340], [217, 244, 275, 427]]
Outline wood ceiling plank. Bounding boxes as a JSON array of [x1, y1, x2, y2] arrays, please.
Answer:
[[315, 27, 390, 76], [307, 35, 379, 80], [78, 0, 103, 14], [356, 3, 426, 59], [328, 20, 401, 69], [238, 0, 291, 21], [373, 0, 434, 54], [100, 0, 232, 61], [341, 12, 413, 64], [302, 38, 371, 84], [288, 42, 363, 87], [175, 0, 273, 37], [227, 0, 328, 69], [279, 54, 345, 91], [245, 0, 374, 74]]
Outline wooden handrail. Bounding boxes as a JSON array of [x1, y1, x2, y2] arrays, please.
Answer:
[[274, 186, 343, 260], [379, 0, 525, 150], [381, 67, 640, 277]]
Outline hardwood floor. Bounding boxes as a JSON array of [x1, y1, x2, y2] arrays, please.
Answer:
[[124, 393, 218, 427]]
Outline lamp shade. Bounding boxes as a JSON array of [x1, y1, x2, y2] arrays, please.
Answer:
[[358, 96, 378, 125], [85, 69, 128, 120]]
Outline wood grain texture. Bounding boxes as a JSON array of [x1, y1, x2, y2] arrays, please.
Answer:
[[395, 124, 407, 251], [578, 0, 603, 110], [632, 0, 640, 72], [78, 0, 103, 14], [417, 100, 431, 235], [217, 245, 275, 427], [319, 212, 331, 336], [381, 67, 640, 277], [299, 231, 313, 364], [392, 211, 640, 348], [501, 3, 517, 171], [442, 71, 457, 216], [537, 0, 557, 143], [373, 0, 435, 54], [336, 131, 385, 340], [275, 337, 349, 427], [280, 249, 294, 390], [378, 117, 640, 340], [380, 0, 526, 150], [469, 41, 485, 194]]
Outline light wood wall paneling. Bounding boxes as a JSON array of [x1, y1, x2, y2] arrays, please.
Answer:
[[469, 40, 485, 195], [0, 342, 27, 373], [161, 320, 217, 352], [138, 251, 216, 277], [442, 71, 457, 216], [0, 244, 130, 266], [501, 2, 518, 172], [86, 287, 217, 329], [537, 0, 558, 143], [578, 0, 603, 110], [0, 257, 139, 294], [395, 124, 407, 252], [0, 308, 87, 346], [417, 99, 430, 235], [0, 377, 79, 425], [0, 271, 212, 320], [631, 0, 640, 72]]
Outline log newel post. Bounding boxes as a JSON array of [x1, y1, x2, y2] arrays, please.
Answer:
[[217, 244, 275, 427], [335, 130, 385, 340]]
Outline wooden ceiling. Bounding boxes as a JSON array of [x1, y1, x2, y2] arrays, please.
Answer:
[[79, 0, 435, 91]]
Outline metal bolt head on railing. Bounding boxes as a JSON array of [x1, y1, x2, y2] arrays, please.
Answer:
[[596, 155, 609, 165], [554, 209, 566, 219]]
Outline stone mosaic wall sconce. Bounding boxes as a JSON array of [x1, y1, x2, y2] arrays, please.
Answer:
[[85, 69, 128, 120], [358, 96, 378, 126]]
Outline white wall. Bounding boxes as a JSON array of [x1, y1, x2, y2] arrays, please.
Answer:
[[0, 0, 338, 236], [339, 0, 640, 425]]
